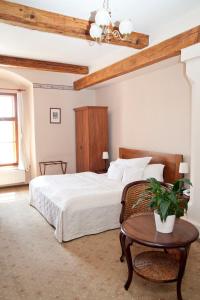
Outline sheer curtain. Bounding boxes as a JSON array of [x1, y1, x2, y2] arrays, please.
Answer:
[[17, 91, 30, 171]]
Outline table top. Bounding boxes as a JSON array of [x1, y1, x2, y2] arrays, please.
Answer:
[[121, 214, 199, 248]]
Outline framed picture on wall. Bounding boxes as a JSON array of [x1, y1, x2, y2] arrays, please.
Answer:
[[50, 108, 61, 124]]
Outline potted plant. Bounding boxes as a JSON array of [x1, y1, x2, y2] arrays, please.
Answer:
[[143, 178, 192, 233]]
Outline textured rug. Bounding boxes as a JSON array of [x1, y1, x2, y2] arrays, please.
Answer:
[[0, 187, 200, 300]]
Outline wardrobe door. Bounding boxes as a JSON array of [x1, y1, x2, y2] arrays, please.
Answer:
[[75, 109, 89, 172], [88, 107, 108, 171]]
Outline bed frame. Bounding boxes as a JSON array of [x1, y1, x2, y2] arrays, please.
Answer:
[[119, 148, 183, 183]]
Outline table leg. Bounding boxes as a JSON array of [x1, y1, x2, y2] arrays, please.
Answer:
[[39, 163, 45, 175], [61, 162, 64, 174], [123, 236, 133, 290], [177, 246, 189, 300], [61, 162, 67, 174], [39, 163, 42, 175], [119, 231, 125, 262]]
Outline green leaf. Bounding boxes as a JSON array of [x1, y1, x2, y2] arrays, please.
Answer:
[[135, 177, 191, 220], [160, 201, 171, 221], [172, 178, 192, 193]]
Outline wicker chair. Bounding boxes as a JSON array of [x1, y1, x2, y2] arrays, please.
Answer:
[[119, 180, 168, 261]]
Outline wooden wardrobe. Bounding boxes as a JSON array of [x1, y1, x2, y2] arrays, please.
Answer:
[[74, 106, 108, 172]]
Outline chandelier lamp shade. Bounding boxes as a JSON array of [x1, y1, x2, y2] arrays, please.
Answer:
[[119, 20, 133, 35], [89, 0, 133, 42], [95, 8, 111, 26], [90, 23, 103, 39]]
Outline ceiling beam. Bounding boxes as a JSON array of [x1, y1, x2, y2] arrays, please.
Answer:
[[0, 55, 89, 74], [74, 26, 200, 90], [0, 0, 149, 49]]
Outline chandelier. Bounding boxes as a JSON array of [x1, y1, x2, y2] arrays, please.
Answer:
[[89, 0, 133, 43]]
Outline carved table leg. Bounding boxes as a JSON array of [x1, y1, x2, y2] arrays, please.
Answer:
[[119, 231, 125, 262], [123, 236, 133, 290], [61, 162, 67, 174], [177, 246, 189, 300]]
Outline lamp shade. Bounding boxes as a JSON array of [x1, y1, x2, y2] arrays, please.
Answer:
[[89, 23, 102, 39], [95, 8, 111, 26], [179, 162, 189, 174], [119, 19, 133, 35], [102, 151, 109, 159]]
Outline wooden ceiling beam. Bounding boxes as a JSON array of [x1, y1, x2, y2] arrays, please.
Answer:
[[74, 26, 200, 90], [0, 55, 89, 74], [0, 0, 149, 49]]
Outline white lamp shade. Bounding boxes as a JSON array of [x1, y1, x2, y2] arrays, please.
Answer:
[[119, 19, 133, 35], [89, 23, 102, 39], [102, 151, 109, 159], [179, 162, 189, 174], [95, 8, 111, 26]]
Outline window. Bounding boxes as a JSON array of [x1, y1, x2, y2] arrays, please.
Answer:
[[0, 93, 18, 166]]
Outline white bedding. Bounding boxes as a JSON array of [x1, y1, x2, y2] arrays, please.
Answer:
[[29, 172, 125, 242]]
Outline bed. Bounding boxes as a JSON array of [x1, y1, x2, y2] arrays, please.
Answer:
[[29, 148, 183, 242]]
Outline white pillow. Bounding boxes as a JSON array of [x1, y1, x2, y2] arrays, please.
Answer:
[[122, 167, 144, 185], [107, 162, 124, 181], [116, 157, 152, 169], [143, 164, 165, 182]]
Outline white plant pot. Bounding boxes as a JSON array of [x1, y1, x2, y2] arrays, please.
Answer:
[[154, 211, 176, 233]]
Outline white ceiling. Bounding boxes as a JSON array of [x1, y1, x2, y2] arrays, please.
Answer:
[[0, 0, 200, 85], [6, 0, 200, 32]]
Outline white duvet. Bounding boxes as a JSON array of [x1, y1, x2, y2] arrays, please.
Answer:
[[29, 172, 125, 242]]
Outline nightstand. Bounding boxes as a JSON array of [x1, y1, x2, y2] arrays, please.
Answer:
[[94, 169, 107, 174]]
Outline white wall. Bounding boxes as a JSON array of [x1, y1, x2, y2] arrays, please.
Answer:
[[33, 88, 95, 173], [1, 67, 96, 176], [96, 59, 191, 163], [181, 43, 200, 231], [0, 59, 191, 179]]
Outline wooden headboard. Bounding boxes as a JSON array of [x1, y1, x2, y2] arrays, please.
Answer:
[[119, 148, 183, 183]]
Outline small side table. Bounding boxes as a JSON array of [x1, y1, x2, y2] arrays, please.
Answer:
[[120, 214, 199, 300], [39, 161, 67, 175]]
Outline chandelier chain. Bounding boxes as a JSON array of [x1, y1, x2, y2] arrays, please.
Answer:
[[103, 0, 110, 11]]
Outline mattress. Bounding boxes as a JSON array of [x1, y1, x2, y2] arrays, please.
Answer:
[[29, 172, 125, 242]]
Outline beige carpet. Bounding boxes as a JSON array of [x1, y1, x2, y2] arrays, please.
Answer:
[[0, 186, 200, 300]]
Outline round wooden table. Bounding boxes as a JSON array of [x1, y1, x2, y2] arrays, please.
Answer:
[[120, 214, 199, 300]]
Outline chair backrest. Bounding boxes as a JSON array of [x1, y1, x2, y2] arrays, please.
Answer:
[[120, 180, 168, 224]]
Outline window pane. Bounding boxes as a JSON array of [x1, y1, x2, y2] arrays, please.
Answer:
[[0, 120, 17, 164], [0, 121, 16, 143], [0, 142, 16, 164], [0, 94, 17, 165], [0, 95, 15, 118]]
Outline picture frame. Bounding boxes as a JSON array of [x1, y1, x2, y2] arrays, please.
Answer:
[[50, 108, 61, 124]]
